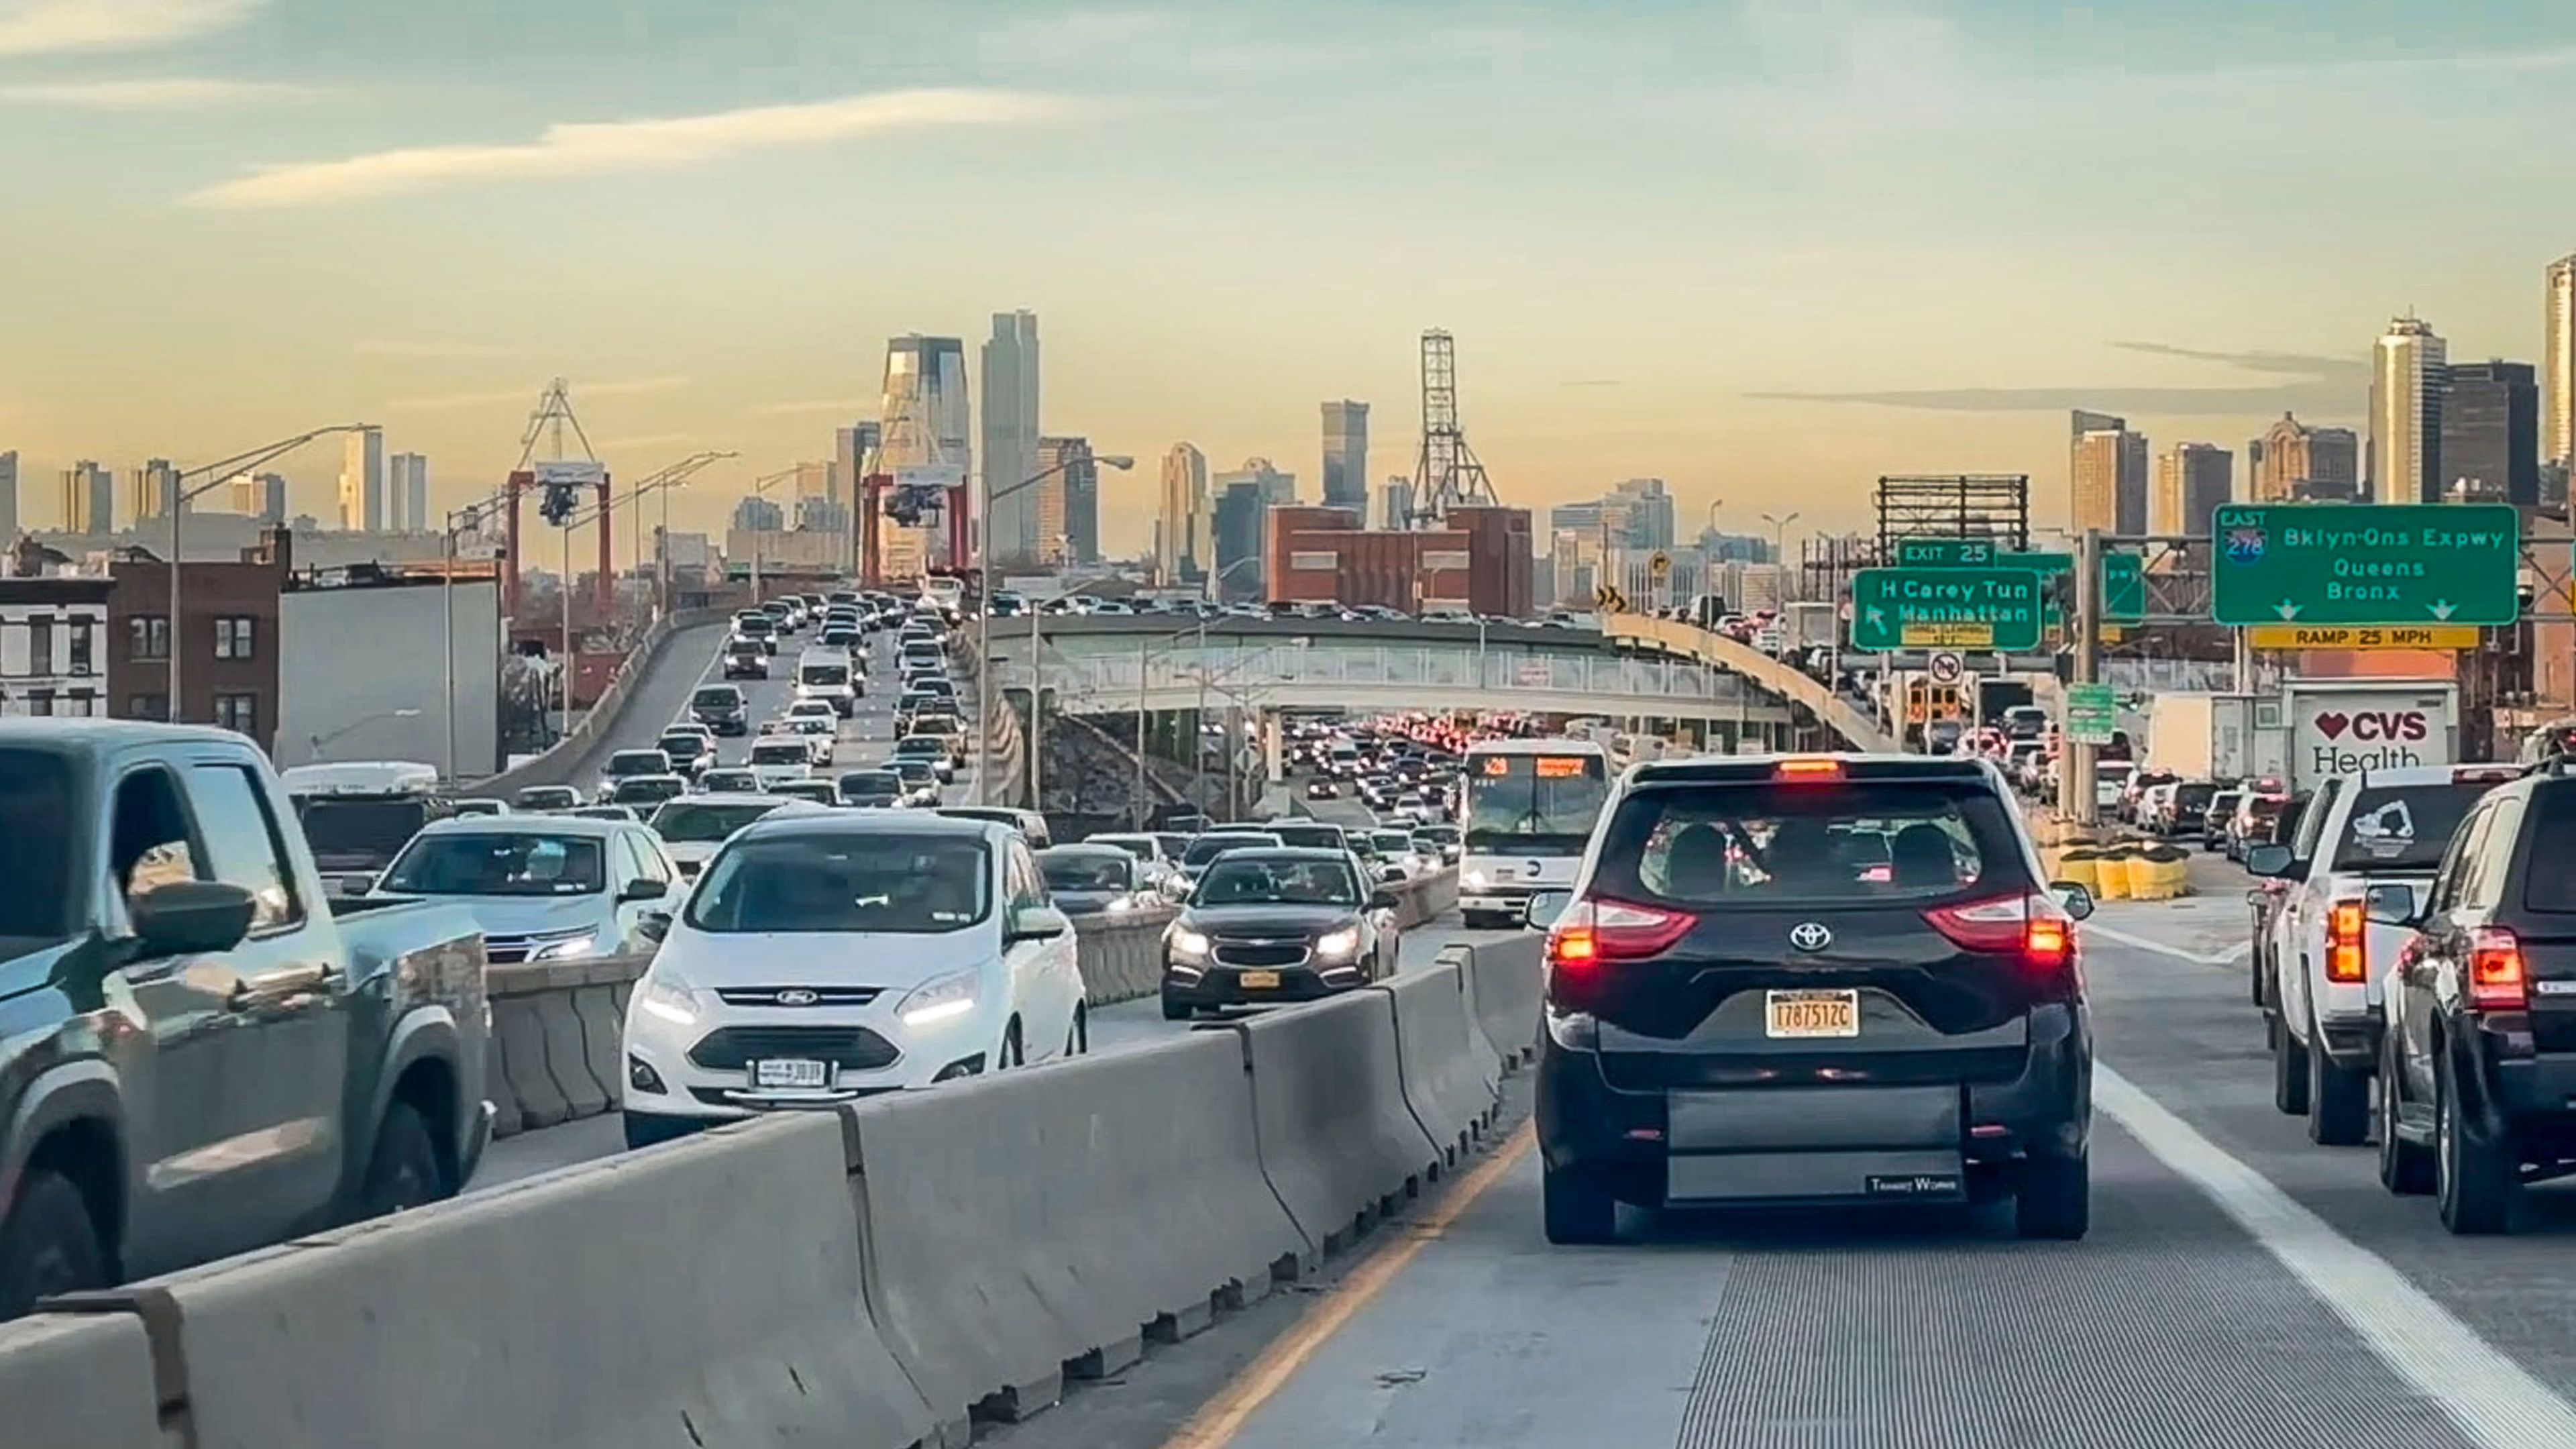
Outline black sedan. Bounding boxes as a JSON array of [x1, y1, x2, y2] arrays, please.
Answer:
[[1161, 847, 1399, 1020]]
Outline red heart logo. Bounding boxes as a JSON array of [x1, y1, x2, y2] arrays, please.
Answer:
[[2314, 712, 2349, 740]]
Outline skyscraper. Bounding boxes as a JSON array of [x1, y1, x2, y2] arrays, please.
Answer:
[[1214, 458, 1294, 506], [130, 458, 180, 523], [979, 312, 1040, 565], [832, 422, 880, 512], [388, 453, 431, 531], [1212, 480, 1267, 600], [731, 495, 784, 532], [2249, 413, 2361, 502], [2153, 443, 2232, 537], [1320, 400, 1369, 511], [1157, 443, 1208, 583], [1379, 477, 1413, 531], [2441, 360, 2539, 505], [0, 451, 17, 539], [2546, 256, 2575, 475], [339, 427, 386, 531], [2371, 315, 2447, 503], [230, 471, 287, 523], [58, 461, 111, 533], [2072, 428, 2148, 535], [1034, 436, 1097, 564]]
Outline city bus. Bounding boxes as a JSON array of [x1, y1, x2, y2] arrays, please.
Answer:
[[1457, 736, 1614, 929]]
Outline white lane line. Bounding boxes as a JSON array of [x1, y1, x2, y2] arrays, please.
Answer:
[[2096, 1065, 2576, 1448], [2084, 922, 2249, 967]]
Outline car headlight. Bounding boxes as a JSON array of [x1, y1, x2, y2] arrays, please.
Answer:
[[529, 930, 602, 963], [1313, 925, 1362, 961], [1464, 869, 1490, 889], [1168, 926, 1210, 959], [637, 967, 698, 1026], [897, 970, 979, 1028]]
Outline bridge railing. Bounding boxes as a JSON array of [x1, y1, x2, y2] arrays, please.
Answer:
[[1008, 644, 1776, 710], [1604, 616, 1896, 751]]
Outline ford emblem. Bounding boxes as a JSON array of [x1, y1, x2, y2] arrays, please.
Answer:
[[1788, 922, 1833, 953], [775, 989, 820, 1006]]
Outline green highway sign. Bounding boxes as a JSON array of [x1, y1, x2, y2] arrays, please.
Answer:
[[1850, 568, 2044, 651], [2065, 682, 2117, 746], [2101, 553, 2145, 623], [2212, 503, 2520, 628], [1894, 537, 2008, 568], [1891, 545, 2143, 624]]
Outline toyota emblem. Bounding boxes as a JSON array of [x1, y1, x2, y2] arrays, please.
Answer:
[[1788, 922, 1833, 953], [775, 989, 820, 1006]]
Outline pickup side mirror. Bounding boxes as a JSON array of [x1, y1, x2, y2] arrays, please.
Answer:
[[1523, 888, 1574, 932], [2363, 883, 2420, 928], [130, 880, 258, 957], [1010, 904, 1071, 943], [2243, 844, 2296, 879], [619, 878, 667, 904], [637, 910, 672, 945], [2048, 882, 2096, 922], [1368, 890, 1400, 913]]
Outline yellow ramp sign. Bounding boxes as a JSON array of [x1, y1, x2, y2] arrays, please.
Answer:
[[2246, 625, 2480, 651]]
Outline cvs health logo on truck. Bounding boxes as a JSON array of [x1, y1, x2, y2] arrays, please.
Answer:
[[2290, 686, 2458, 782]]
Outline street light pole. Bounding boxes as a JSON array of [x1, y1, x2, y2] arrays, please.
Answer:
[[972, 453, 1134, 804]]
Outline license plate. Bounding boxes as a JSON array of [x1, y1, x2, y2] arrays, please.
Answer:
[[751, 1059, 829, 1089], [1765, 989, 1859, 1038], [1238, 969, 1281, 989]]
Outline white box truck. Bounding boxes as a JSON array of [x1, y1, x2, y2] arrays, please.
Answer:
[[2143, 692, 2265, 782], [2277, 678, 2461, 795]]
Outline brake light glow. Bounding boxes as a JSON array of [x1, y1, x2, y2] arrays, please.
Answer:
[[1775, 758, 1843, 780], [2326, 899, 2366, 983], [1923, 892, 2075, 971], [2467, 926, 2528, 1012], [1546, 899, 1697, 971]]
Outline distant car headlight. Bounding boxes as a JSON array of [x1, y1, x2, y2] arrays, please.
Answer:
[[896, 969, 979, 1028], [1464, 869, 1490, 890], [1313, 925, 1362, 961], [637, 967, 698, 1026], [1168, 926, 1210, 959], [529, 930, 602, 963]]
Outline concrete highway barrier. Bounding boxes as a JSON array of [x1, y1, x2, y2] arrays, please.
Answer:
[[846, 1030, 1304, 1434], [1221, 988, 1442, 1258], [484, 953, 652, 1138], [1071, 908, 1171, 1004], [1457, 931, 1544, 1071], [1378, 962, 1503, 1173], [0, 1313, 164, 1449]]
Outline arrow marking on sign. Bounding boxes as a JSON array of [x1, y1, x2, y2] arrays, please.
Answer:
[[1866, 606, 1886, 629], [2428, 599, 2457, 621], [2273, 600, 2302, 621]]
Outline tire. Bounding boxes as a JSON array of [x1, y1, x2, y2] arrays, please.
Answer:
[[1066, 1003, 1089, 1057], [1161, 995, 1192, 1022], [2271, 1013, 2311, 1115], [998, 1020, 1026, 1071], [2376, 1032, 2434, 1196], [1542, 1165, 1617, 1246], [2249, 942, 2267, 1007], [2307, 1026, 2371, 1146], [359, 1101, 447, 1220], [2435, 1046, 2516, 1234], [0, 1171, 108, 1322], [2015, 1150, 2090, 1240]]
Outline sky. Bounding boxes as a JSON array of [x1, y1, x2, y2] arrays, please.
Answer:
[[3, 0, 2573, 559]]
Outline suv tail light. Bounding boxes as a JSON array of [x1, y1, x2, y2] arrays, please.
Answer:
[[1923, 892, 2075, 971], [1546, 899, 1696, 970], [2326, 899, 2366, 983], [2467, 926, 2528, 1012]]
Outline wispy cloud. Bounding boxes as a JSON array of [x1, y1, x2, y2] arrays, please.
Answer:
[[182, 88, 1081, 209], [1746, 341, 2364, 418], [389, 376, 689, 412], [0, 0, 262, 57], [0, 77, 307, 109], [747, 398, 868, 418], [355, 339, 519, 362]]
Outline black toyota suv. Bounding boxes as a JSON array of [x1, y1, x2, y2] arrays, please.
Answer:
[[2369, 762, 2576, 1234], [1528, 754, 2096, 1245]]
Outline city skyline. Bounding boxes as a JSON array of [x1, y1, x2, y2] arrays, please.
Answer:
[[3, 3, 2575, 556]]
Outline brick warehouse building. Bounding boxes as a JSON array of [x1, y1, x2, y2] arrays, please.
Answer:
[[105, 527, 290, 752], [1264, 504, 1532, 617]]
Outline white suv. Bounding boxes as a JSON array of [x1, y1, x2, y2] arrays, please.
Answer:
[[620, 812, 1087, 1147]]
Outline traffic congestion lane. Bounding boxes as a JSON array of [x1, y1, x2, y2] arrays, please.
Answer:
[[1086, 918, 1512, 1056]]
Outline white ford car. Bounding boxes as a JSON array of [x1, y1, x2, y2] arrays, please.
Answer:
[[620, 811, 1087, 1148]]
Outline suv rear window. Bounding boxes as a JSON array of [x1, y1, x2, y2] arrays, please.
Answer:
[[2328, 784, 2491, 872], [1592, 781, 2021, 907], [2521, 788, 2576, 912]]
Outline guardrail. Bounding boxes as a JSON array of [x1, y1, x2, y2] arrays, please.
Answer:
[[470, 608, 730, 799], [478, 868, 1458, 1136], [3, 931, 1542, 1449], [1605, 615, 1896, 751]]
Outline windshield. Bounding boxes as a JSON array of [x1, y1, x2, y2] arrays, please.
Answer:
[[895, 737, 943, 757], [1594, 782, 2014, 906], [692, 688, 739, 710], [517, 788, 578, 810], [891, 760, 935, 784], [1089, 835, 1156, 861], [606, 753, 666, 777], [1184, 833, 1280, 867], [839, 772, 901, 798], [700, 771, 756, 792], [381, 833, 606, 896], [800, 664, 849, 686], [1463, 751, 1608, 854], [750, 743, 807, 765], [1195, 856, 1361, 907], [649, 800, 786, 843], [0, 749, 72, 955], [297, 798, 431, 865], [2328, 784, 2492, 873], [686, 834, 989, 934], [1268, 826, 1344, 850], [657, 735, 704, 757], [612, 777, 686, 805], [1371, 832, 1413, 852], [1040, 852, 1131, 892]]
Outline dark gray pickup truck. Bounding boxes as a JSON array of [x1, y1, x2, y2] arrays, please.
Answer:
[[0, 722, 493, 1320]]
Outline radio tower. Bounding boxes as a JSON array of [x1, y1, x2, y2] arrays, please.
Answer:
[[1408, 329, 1497, 525]]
